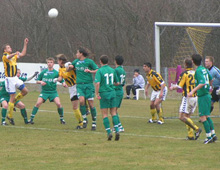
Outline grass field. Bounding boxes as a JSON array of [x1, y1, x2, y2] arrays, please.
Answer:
[[0, 91, 219, 170]]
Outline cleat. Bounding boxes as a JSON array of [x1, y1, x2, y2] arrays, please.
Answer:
[[195, 128, 202, 140], [212, 135, 217, 142], [60, 119, 66, 124], [83, 120, 88, 128], [115, 132, 120, 141], [148, 119, 156, 123], [7, 116, 15, 125], [157, 120, 164, 125], [28, 120, 34, 124], [204, 138, 213, 144], [124, 96, 130, 99], [107, 133, 113, 141], [186, 136, 194, 140], [119, 127, 125, 132], [76, 125, 83, 129], [133, 96, 137, 100], [1, 121, 8, 126], [91, 124, 96, 131]]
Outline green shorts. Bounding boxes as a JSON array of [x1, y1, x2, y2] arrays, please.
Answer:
[[0, 97, 19, 105], [99, 91, 116, 109], [39, 92, 59, 102], [77, 83, 95, 99], [198, 94, 211, 117], [115, 90, 123, 108]]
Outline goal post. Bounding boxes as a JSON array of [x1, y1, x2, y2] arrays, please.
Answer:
[[154, 22, 220, 74]]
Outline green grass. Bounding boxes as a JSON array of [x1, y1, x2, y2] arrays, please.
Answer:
[[0, 92, 220, 170]]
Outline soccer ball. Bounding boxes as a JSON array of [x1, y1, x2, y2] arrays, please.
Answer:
[[48, 8, 58, 18]]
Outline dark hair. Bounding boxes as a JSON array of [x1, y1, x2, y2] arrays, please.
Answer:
[[191, 54, 202, 66], [115, 55, 124, 65], [78, 47, 88, 57], [184, 58, 193, 68], [56, 54, 68, 64], [143, 62, 152, 68], [134, 69, 140, 73], [100, 55, 108, 64], [2, 43, 10, 53]]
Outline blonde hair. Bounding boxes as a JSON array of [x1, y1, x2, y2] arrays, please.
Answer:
[[205, 56, 214, 63]]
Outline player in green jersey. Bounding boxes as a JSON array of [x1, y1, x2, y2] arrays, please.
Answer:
[[114, 55, 126, 132], [28, 57, 67, 124], [95, 55, 120, 141], [188, 54, 217, 144], [67, 48, 99, 130]]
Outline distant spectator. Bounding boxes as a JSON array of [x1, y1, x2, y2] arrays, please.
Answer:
[[125, 69, 145, 100]]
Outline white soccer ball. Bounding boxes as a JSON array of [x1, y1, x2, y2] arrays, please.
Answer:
[[48, 8, 58, 18]]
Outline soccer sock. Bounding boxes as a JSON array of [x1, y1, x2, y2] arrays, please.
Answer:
[[103, 117, 111, 135], [90, 107, 97, 125], [30, 106, 39, 120], [185, 118, 199, 131], [80, 105, 87, 122], [58, 107, 64, 120], [150, 108, 157, 121], [207, 117, 215, 136], [73, 108, 83, 125], [112, 115, 119, 133], [157, 108, 164, 122], [116, 113, 122, 128], [186, 125, 194, 138], [15, 93, 24, 103], [8, 102, 14, 119], [1, 108, 7, 123], [202, 120, 211, 139], [20, 108, 28, 124]]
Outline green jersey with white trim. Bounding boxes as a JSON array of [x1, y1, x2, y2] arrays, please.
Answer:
[[195, 65, 212, 97], [72, 58, 99, 84], [95, 65, 119, 93], [37, 69, 59, 93], [114, 66, 126, 91]]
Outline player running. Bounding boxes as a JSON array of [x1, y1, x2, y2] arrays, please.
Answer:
[[170, 58, 202, 140]]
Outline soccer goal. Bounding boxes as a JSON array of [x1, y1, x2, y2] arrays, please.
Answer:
[[154, 22, 220, 118]]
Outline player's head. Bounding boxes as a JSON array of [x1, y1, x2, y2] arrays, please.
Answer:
[[2, 44, 12, 53], [115, 55, 124, 65], [191, 54, 202, 66], [100, 55, 108, 65], [143, 62, 152, 73], [17, 69, 21, 77], [205, 56, 214, 69], [46, 57, 55, 68], [184, 58, 193, 68], [76, 47, 88, 59], [56, 54, 68, 66]]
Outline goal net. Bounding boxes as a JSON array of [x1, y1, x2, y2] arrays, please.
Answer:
[[154, 22, 220, 119]]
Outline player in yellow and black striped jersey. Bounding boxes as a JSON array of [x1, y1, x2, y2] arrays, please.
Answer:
[[143, 62, 168, 124], [56, 54, 83, 129], [170, 58, 202, 140], [1, 38, 29, 125]]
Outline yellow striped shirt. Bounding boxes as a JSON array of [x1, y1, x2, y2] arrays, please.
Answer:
[[2, 52, 18, 77], [146, 69, 166, 91], [59, 67, 76, 87]]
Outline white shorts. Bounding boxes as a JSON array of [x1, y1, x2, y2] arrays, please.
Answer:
[[68, 85, 77, 99], [150, 86, 168, 101], [5, 76, 25, 94], [179, 96, 197, 114]]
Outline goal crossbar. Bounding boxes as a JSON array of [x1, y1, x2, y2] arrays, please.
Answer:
[[155, 22, 220, 73]]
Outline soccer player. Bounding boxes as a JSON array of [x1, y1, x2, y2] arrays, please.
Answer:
[[67, 47, 99, 130], [188, 54, 217, 144], [56, 54, 83, 129], [170, 58, 202, 140], [95, 55, 120, 141], [114, 55, 126, 132], [2, 38, 29, 125], [17, 68, 39, 82], [204, 56, 220, 112], [28, 57, 67, 124], [143, 62, 168, 124]]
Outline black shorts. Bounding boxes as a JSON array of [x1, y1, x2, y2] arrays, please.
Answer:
[[211, 87, 220, 102]]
